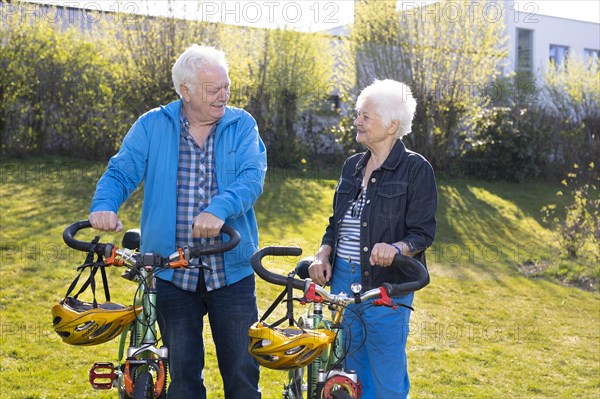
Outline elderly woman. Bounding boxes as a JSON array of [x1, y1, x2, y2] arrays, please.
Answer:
[[89, 45, 266, 398], [309, 79, 437, 399]]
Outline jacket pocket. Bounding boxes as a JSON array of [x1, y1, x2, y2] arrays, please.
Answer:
[[333, 177, 356, 220], [375, 182, 408, 219]]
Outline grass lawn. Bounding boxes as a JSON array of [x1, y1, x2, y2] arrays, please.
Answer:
[[0, 157, 598, 399]]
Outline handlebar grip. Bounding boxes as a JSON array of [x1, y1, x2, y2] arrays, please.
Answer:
[[63, 220, 113, 257], [188, 225, 241, 257], [382, 254, 430, 297], [250, 246, 306, 291]]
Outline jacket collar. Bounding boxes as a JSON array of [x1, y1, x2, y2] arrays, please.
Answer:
[[354, 139, 407, 177]]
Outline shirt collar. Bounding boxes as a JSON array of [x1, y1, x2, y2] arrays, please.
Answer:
[[179, 112, 220, 139], [354, 139, 407, 177]]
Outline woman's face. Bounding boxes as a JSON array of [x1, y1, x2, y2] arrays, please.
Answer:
[[181, 65, 231, 123], [354, 98, 396, 148]]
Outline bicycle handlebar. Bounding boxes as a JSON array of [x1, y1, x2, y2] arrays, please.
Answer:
[[63, 220, 240, 259], [63, 220, 113, 256], [251, 246, 430, 300], [251, 246, 308, 291], [187, 225, 240, 256]]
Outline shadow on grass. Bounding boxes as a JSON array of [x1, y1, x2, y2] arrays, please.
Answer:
[[432, 178, 564, 293], [0, 157, 145, 282], [255, 167, 337, 238]]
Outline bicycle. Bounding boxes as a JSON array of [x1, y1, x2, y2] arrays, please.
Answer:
[[54, 220, 239, 399], [249, 246, 430, 399]]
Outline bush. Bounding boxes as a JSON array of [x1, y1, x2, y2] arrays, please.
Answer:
[[456, 106, 553, 181], [542, 162, 599, 261], [0, 14, 134, 158], [0, 4, 337, 164], [431, 55, 599, 182]]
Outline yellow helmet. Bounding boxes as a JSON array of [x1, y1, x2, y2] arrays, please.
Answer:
[[248, 322, 336, 370], [51, 297, 142, 346]]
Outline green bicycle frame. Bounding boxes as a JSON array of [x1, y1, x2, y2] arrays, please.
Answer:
[[116, 268, 167, 397], [286, 302, 347, 399], [138, 269, 159, 346], [306, 303, 327, 399]]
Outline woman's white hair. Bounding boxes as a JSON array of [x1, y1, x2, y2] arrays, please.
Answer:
[[172, 44, 229, 97], [356, 79, 418, 139]]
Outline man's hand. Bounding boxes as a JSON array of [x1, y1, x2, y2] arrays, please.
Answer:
[[192, 212, 224, 238], [89, 211, 123, 232]]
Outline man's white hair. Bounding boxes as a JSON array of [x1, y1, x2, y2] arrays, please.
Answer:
[[172, 44, 229, 97], [356, 79, 418, 139]]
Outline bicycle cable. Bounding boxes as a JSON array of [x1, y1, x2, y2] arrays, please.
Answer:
[[131, 271, 161, 345], [322, 300, 368, 370]]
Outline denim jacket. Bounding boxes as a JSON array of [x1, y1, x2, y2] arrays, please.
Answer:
[[321, 140, 437, 290]]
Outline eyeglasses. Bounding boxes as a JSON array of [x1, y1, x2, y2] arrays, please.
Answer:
[[350, 189, 364, 219]]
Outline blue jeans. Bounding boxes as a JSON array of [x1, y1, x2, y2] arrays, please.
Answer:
[[156, 275, 261, 399], [331, 257, 414, 399]]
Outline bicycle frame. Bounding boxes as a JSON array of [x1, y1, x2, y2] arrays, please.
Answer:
[[113, 268, 168, 399], [286, 302, 332, 399], [87, 254, 168, 399]]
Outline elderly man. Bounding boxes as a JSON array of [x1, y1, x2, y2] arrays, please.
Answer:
[[89, 44, 266, 399]]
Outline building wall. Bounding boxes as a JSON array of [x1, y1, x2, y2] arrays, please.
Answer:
[[503, 0, 600, 78]]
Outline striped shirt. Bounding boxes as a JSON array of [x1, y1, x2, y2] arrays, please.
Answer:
[[336, 186, 367, 263], [173, 113, 225, 292]]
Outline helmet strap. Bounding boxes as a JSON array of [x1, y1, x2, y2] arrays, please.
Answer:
[[259, 271, 298, 328], [62, 236, 112, 308]]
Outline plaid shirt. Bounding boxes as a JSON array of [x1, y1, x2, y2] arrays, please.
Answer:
[[173, 113, 225, 292]]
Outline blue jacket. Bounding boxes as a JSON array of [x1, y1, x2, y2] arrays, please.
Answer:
[[91, 99, 267, 285], [322, 140, 437, 290]]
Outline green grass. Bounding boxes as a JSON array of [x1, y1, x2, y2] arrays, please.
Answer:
[[1, 157, 598, 399]]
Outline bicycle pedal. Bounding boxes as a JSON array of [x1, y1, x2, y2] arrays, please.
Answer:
[[89, 362, 116, 390]]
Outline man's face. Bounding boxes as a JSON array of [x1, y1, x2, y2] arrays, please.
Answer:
[[183, 65, 231, 123]]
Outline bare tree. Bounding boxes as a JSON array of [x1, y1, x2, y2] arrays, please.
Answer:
[[351, 0, 508, 166]]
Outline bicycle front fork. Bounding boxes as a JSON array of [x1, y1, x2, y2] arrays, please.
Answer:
[[89, 271, 169, 398]]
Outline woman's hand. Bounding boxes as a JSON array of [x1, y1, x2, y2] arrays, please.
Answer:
[[308, 245, 333, 286], [308, 258, 332, 286], [369, 242, 411, 267]]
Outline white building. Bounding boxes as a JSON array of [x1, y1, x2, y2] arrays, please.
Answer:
[[503, 0, 599, 77]]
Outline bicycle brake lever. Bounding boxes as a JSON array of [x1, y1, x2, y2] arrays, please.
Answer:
[[190, 260, 211, 271], [303, 282, 324, 303], [374, 287, 397, 309], [167, 248, 189, 269]]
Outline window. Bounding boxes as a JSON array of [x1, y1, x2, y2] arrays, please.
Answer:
[[549, 45, 569, 68], [329, 94, 340, 110], [516, 29, 533, 73], [584, 48, 600, 64]]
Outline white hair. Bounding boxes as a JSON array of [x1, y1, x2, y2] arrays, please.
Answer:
[[356, 79, 418, 139], [172, 44, 229, 97]]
